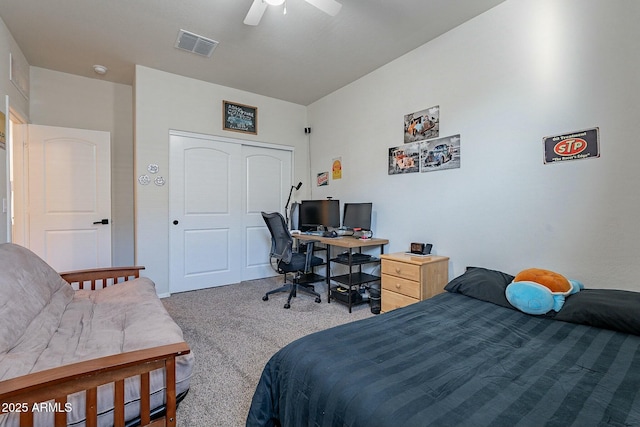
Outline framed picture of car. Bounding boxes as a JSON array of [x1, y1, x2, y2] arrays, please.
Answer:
[[223, 100, 257, 134], [388, 142, 420, 175], [404, 105, 439, 143], [420, 134, 461, 173]]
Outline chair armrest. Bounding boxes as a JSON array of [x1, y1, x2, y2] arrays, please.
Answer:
[[60, 266, 146, 290], [0, 342, 190, 427]]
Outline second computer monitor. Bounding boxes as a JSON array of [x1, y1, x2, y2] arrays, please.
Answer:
[[342, 202, 372, 230], [299, 199, 340, 231]]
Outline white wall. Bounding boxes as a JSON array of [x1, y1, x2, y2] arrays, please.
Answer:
[[0, 17, 29, 243], [29, 67, 134, 266], [134, 66, 310, 295], [307, 0, 640, 289]]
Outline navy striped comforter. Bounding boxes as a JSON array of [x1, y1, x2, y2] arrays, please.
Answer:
[[247, 292, 640, 427]]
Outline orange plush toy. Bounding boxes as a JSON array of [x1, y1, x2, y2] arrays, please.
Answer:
[[505, 268, 583, 315], [513, 268, 573, 293]]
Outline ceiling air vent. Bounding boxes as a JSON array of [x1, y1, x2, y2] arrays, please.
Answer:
[[175, 29, 219, 58]]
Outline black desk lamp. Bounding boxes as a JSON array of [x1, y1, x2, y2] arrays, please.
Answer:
[[285, 181, 302, 227]]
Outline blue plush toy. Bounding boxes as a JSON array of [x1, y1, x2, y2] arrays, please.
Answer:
[[505, 268, 583, 315]]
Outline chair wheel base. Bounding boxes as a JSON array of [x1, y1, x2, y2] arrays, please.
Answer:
[[262, 295, 268, 301], [284, 303, 291, 309], [315, 297, 321, 303]]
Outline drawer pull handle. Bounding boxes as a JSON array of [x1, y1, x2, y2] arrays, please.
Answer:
[[395, 283, 401, 289], [395, 268, 401, 273]]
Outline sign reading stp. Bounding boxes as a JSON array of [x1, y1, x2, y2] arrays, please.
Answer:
[[543, 127, 600, 164]]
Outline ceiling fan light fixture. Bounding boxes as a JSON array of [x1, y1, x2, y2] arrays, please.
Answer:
[[265, 0, 285, 5]]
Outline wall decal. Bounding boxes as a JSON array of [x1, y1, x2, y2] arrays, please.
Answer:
[[332, 157, 342, 180], [543, 128, 599, 164], [317, 171, 329, 186]]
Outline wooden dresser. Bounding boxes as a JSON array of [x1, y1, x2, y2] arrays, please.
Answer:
[[379, 253, 449, 312]]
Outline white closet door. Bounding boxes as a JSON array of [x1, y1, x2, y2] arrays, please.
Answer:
[[242, 145, 292, 281], [169, 134, 243, 292]]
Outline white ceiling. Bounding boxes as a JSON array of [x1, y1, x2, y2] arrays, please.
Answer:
[[0, 0, 506, 106]]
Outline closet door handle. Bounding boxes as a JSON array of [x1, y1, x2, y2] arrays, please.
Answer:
[[93, 219, 109, 225]]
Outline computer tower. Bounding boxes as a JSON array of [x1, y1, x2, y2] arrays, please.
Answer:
[[289, 202, 300, 230]]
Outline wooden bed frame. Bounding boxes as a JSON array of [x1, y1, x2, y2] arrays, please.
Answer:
[[0, 266, 191, 427]]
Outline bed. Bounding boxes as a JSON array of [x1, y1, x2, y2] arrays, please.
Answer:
[[246, 267, 640, 427]]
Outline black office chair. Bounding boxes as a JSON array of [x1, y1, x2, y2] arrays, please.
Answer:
[[261, 211, 323, 309]]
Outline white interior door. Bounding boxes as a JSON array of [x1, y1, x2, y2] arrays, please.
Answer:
[[27, 124, 111, 272], [242, 145, 292, 281], [169, 134, 243, 293]]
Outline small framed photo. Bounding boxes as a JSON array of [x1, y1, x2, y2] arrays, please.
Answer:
[[223, 100, 257, 134]]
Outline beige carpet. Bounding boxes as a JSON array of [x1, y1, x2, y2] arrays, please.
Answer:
[[162, 276, 374, 427]]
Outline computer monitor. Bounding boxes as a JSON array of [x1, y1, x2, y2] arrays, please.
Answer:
[[299, 199, 340, 231], [342, 202, 372, 231]]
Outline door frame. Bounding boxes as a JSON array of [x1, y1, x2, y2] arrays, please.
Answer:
[[167, 129, 295, 291], [5, 99, 29, 245]]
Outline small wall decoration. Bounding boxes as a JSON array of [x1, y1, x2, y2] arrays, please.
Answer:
[[223, 100, 257, 134], [388, 142, 420, 175], [543, 127, 600, 164], [0, 111, 6, 150], [317, 171, 329, 186], [420, 134, 461, 173], [332, 157, 342, 180], [404, 105, 439, 143]]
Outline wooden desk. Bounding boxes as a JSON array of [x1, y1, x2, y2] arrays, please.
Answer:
[[294, 234, 389, 311]]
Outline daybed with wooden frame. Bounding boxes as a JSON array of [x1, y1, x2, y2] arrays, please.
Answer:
[[0, 243, 194, 427]]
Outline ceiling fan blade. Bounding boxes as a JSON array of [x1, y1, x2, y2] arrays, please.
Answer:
[[244, 0, 268, 25], [304, 0, 342, 16]]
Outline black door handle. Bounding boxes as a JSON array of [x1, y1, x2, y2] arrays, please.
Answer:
[[93, 219, 109, 225], [173, 220, 179, 225]]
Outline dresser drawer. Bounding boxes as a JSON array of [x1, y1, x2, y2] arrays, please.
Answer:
[[381, 274, 420, 299], [381, 259, 421, 281], [381, 288, 417, 311]]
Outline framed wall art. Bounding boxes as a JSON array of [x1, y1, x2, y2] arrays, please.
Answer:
[[404, 105, 439, 143], [223, 100, 257, 134]]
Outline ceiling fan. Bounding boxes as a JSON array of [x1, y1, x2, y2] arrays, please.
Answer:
[[244, 0, 342, 26]]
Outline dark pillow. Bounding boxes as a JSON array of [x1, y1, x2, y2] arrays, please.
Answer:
[[444, 267, 515, 309], [553, 289, 640, 336]]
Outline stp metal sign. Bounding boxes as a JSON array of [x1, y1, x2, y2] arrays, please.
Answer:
[[543, 127, 600, 164]]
